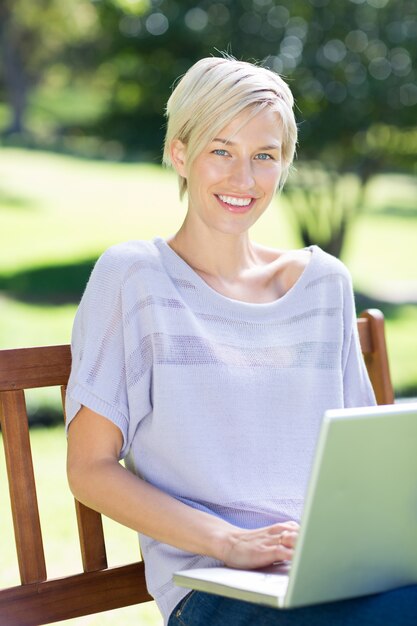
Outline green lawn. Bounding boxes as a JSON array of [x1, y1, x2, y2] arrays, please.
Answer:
[[344, 172, 417, 284], [1, 148, 416, 394]]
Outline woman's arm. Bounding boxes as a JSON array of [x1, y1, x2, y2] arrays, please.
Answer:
[[67, 406, 298, 569]]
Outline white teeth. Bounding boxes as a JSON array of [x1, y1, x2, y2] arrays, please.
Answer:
[[218, 195, 252, 207]]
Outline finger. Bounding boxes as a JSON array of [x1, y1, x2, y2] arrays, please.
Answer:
[[280, 531, 298, 549], [265, 530, 298, 550], [265, 521, 300, 535], [250, 544, 294, 568], [266, 527, 299, 541], [275, 545, 294, 561]]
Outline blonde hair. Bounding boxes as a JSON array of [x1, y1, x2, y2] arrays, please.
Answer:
[[163, 56, 298, 199]]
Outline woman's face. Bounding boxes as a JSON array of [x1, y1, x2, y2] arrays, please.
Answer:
[[171, 106, 284, 238]]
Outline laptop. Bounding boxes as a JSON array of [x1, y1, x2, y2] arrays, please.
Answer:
[[174, 403, 417, 608]]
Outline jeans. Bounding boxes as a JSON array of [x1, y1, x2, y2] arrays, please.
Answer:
[[168, 586, 417, 626]]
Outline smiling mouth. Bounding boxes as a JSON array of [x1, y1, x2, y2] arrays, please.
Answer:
[[215, 194, 255, 213]]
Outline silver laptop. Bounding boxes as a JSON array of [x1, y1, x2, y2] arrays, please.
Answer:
[[174, 403, 417, 608]]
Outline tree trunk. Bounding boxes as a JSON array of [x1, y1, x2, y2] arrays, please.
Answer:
[[0, 4, 29, 135], [283, 167, 368, 259]]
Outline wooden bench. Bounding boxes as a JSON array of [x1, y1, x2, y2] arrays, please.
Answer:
[[0, 308, 394, 626]]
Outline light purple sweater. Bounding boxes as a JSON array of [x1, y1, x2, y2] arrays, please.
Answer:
[[66, 237, 375, 623]]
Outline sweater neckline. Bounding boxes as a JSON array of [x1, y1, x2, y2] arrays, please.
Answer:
[[153, 236, 321, 312]]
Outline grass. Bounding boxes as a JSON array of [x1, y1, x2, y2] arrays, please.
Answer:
[[0, 147, 301, 275], [343, 172, 417, 285], [0, 149, 186, 275], [382, 306, 417, 398], [1, 148, 416, 394]]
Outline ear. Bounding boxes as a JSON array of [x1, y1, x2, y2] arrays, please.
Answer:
[[170, 139, 187, 178]]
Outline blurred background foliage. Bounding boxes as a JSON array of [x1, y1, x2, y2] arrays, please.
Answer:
[[1, 0, 416, 255], [3, 0, 417, 162]]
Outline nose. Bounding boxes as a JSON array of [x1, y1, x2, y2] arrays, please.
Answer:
[[228, 158, 256, 191]]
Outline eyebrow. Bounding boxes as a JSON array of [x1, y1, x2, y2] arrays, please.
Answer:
[[212, 138, 281, 151]]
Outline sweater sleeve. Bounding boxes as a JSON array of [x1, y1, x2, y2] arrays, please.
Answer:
[[65, 248, 132, 458], [341, 269, 376, 408]]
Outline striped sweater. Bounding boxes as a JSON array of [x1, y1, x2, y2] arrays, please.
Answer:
[[66, 237, 375, 623]]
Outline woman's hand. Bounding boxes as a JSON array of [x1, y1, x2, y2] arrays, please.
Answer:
[[219, 521, 299, 569]]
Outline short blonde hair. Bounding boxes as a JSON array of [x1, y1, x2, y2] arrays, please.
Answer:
[[163, 56, 298, 199]]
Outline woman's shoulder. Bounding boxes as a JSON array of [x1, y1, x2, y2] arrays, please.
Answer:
[[254, 242, 352, 293], [254, 243, 309, 265], [82, 240, 165, 296], [310, 246, 352, 280], [94, 239, 162, 276], [255, 242, 350, 271]]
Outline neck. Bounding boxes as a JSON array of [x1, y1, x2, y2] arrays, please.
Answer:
[[167, 220, 258, 281]]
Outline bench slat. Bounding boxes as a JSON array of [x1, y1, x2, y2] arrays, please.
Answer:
[[357, 318, 372, 354], [60, 384, 109, 572], [0, 390, 47, 584], [0, 345, 71, 391], [0, 562, 151, 626], [75, 500, 108, 572], [359, 310, 394, 405]]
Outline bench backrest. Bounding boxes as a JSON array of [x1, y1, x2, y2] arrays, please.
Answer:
[[0, 308, 393, 625], [357, 309, 394, 405]]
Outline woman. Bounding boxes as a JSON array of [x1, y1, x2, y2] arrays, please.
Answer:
[[66, 57, 415, 625]]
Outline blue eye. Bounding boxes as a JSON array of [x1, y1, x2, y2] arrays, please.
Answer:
[[213, 149, 229, 156], [255, 153, 273, 160]]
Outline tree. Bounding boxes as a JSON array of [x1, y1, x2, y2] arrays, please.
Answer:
[[0, 1, 30, 134], [2, 0, 416, 255], [0, 0, 100, 136]]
